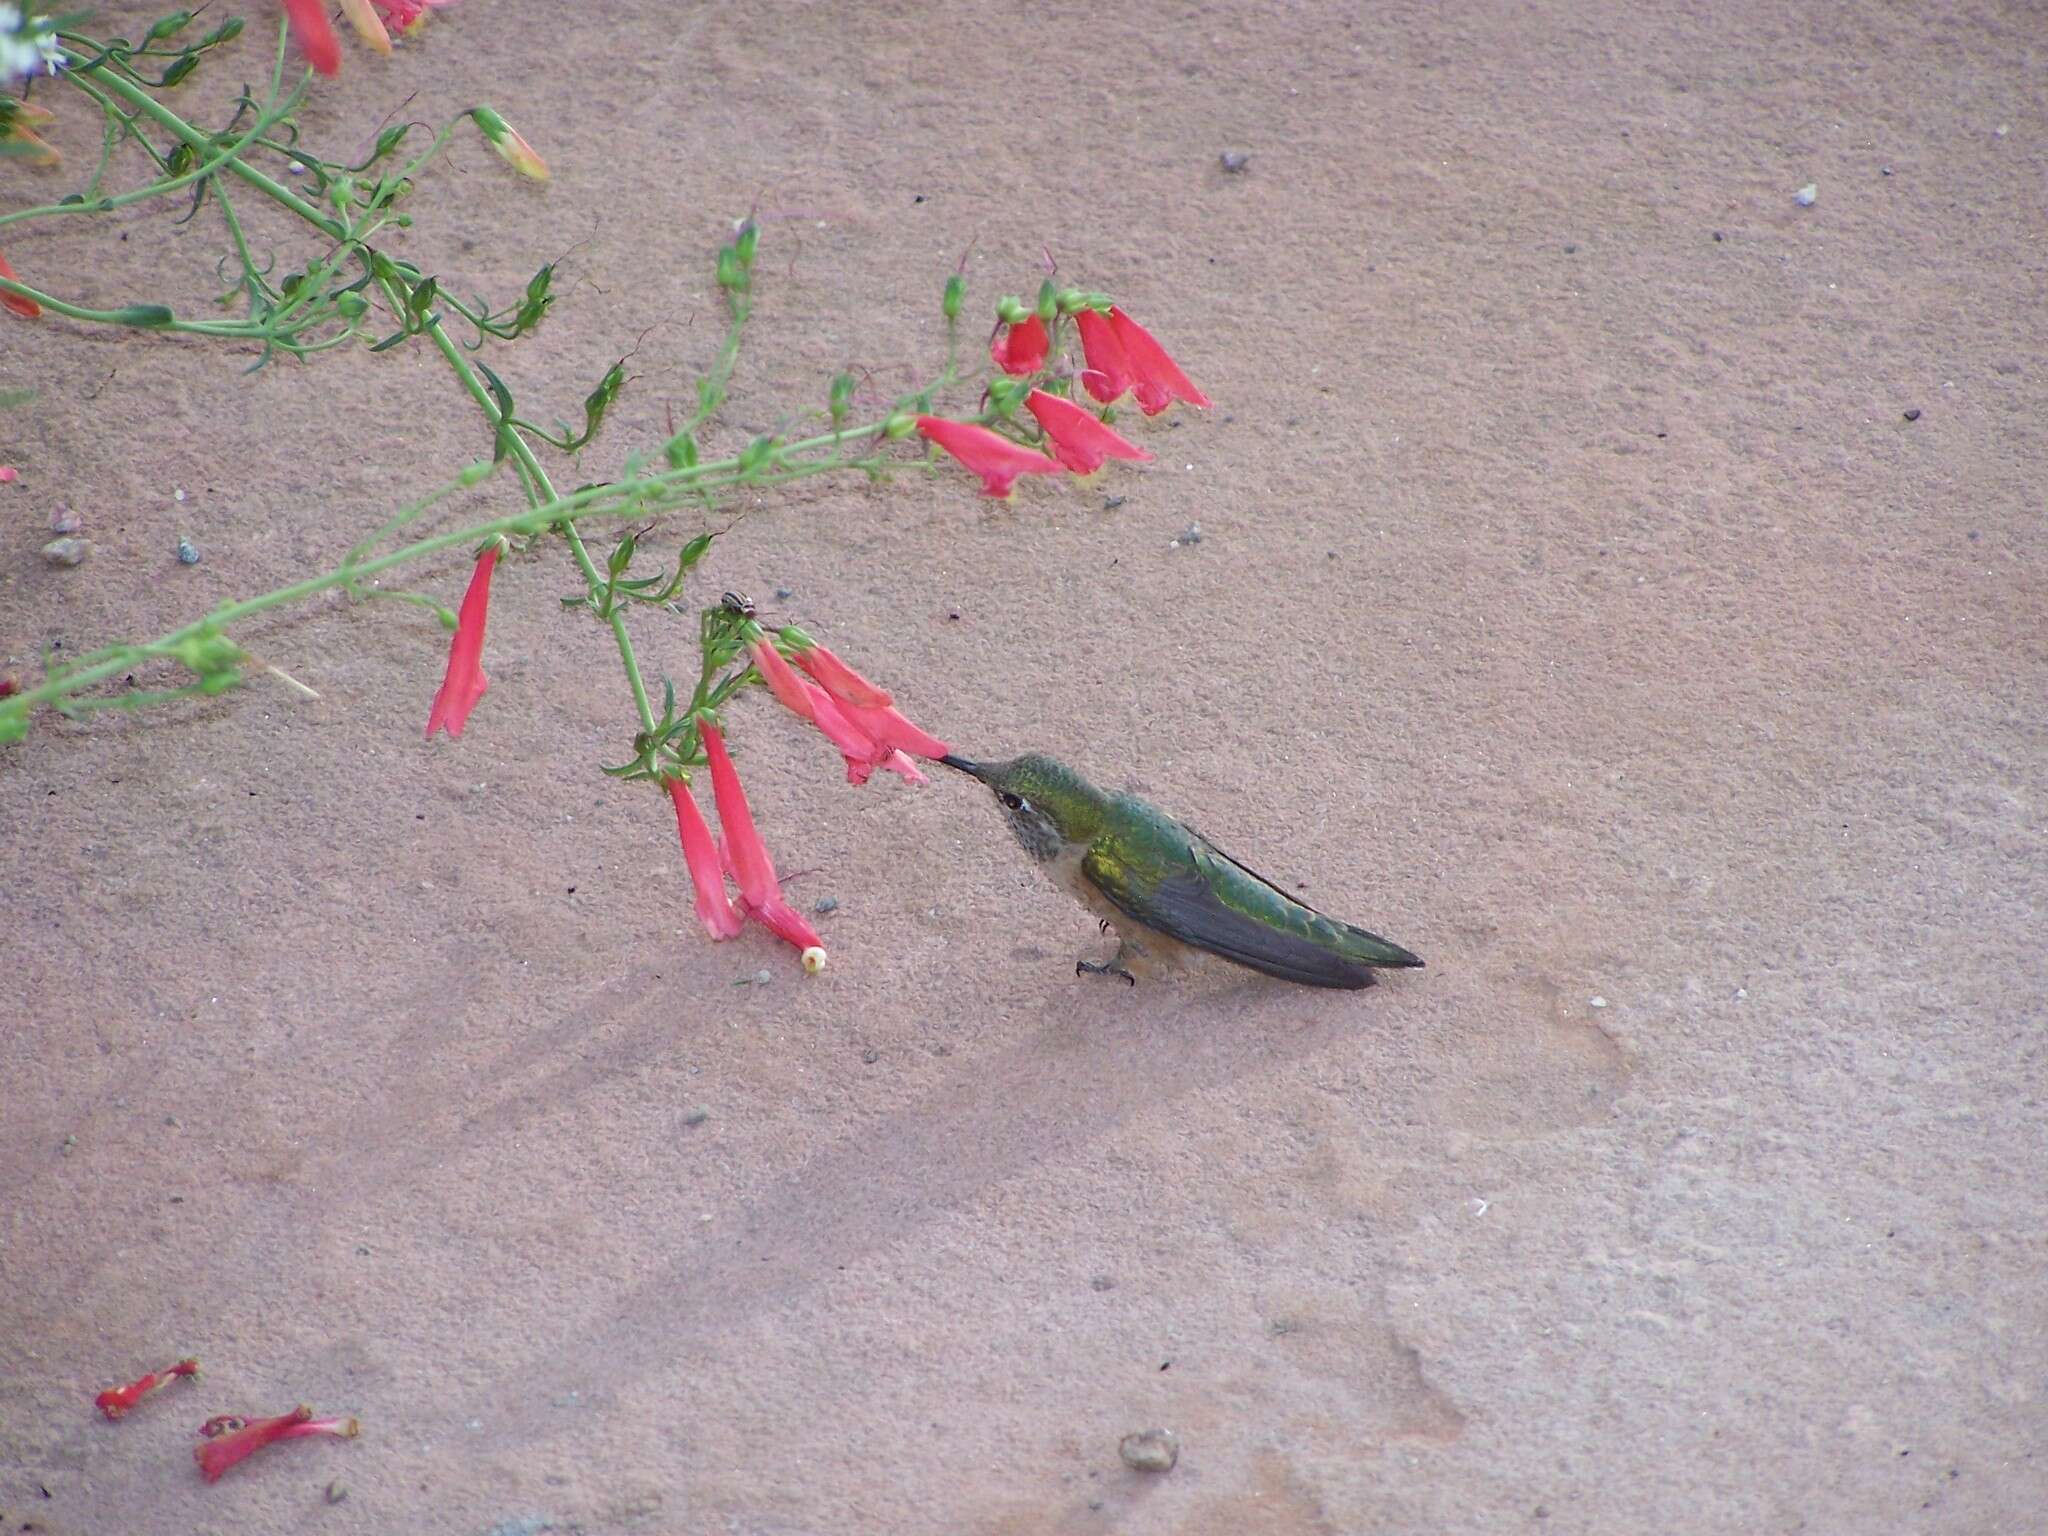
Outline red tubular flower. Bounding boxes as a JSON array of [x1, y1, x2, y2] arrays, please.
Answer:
[[840, 700, 951, 762], [781, 634, 893, 709], [745, 634, 927, 786], [916, 417, 1063, 499], [194, 1406, 358, 1483], [279, 0, 342, 76], [989, 314, 1050, 375], [0, 250, 41, 320], [666, 777, 744, 940], [426, 545, 499, 739], [698, 721, 826, 954], [338, 0, 393, 53], [1074, 308, 1132, 405], [374, 0, 457, 31], [96, 1358, 200, 1420], [1109, 306, 1211, 415], [1024, 389, 1153, 475]]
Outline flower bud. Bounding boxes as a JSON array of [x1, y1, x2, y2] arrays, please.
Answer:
[[883, 412, 916, 439], [942, 275, 965, 321], [829, 371, 856, 428], [996, 296, 1028, 325], [1034, 279, 1058, 323]]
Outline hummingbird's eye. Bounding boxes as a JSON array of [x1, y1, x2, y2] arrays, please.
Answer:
[[999, 791, 1025, 812]]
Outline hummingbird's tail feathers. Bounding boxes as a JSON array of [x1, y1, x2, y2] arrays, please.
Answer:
[[1085, 843, 1413, 990], [1330, 923, 1425, 969]]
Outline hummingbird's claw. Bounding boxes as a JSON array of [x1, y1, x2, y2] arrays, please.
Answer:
[[1098, 918, 1113, 934], [1075, 957, 1138, 987]]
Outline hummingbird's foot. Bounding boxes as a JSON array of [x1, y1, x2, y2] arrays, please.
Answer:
[[1075, 957, 1138, 987], [1098, 918, 1113, 934]]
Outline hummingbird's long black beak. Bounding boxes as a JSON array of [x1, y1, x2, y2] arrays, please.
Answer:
[[939, 754, 985, 780]]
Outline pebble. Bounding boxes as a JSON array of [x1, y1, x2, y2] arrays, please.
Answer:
[[324, 1480, 347, 1505], [1102, 494, 1126, 510], [754, 968, 773, 986], [1794, 184, 1818, 207], [1590, 996, 1608, 1009], [1119, 1429, 1180, 1473], [1169, 522, 1202, 549], [1219, 150, 1251, 173], [41, 536, 91, 566], [861, 1048, 880, 1064], [813, 895, 839, 914], [49, 506, 79, 534], [176, 538, 200, 565], [774, 586, 794, 600], [1902, 408, 1921, 422], [682, 1106, 710, 1127], [287, 160, 307, 176]]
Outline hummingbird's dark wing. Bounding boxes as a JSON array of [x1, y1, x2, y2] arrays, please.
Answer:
[[1082, 827, 1423, 990]]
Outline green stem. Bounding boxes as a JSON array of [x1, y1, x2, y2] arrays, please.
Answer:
[[419, 316, 656, 736]]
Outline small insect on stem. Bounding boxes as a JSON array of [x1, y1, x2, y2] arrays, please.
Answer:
[[720, 591, 756, 618]]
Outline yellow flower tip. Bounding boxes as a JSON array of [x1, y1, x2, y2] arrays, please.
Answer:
[[801, 946, 828, 976], [473, 107, 549, 182], [338, 0, 394, 54]]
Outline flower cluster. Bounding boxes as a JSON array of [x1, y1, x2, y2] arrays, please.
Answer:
[[0, 4, 61, 88], [914, 290, 1207, 498], [281, 0, 457, 76], [662, 634, 952, 969]]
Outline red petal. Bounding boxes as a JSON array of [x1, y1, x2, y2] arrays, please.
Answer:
[[746, 896, 824, 952], [787, 639, 893, 709], [699, 721, 781, 913], [748, 638, 818, 722], [0, 250, 41, 321], [915, 417, 1064, 499], [667, 778, 744, 940], [1073, 309, 1131, 404], [1108, 307, 1210, 415], [1025, 389, 1153, 475], [425, 548, 497, 738], [279, 0, 342, 75], [989, 314, 1050, 375], [842, 700, 950, 761]]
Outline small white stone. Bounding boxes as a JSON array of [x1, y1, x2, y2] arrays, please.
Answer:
[[1794, 184, 1818, 207], [1590, 996, 1608, 1009], [173, 487, 186, 502]]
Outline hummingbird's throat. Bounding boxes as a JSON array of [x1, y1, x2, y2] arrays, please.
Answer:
[[1002, 804, 1066, 863]]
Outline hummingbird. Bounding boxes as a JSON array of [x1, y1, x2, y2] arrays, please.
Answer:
[[941, 753, 1424, 989]]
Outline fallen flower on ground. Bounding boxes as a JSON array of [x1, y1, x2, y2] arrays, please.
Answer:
[[96, 1357, 199, 1420], [195, 1406, 358, 1482]]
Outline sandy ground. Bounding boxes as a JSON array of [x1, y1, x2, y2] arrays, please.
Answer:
[[4, 0, 2045, 1531]]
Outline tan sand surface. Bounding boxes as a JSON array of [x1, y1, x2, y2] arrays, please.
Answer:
[[3, 1, 2044, 1530]]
